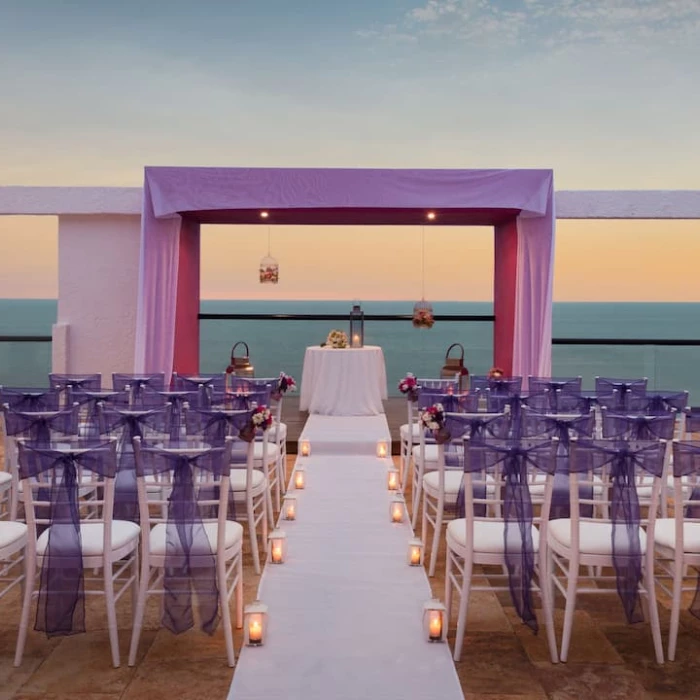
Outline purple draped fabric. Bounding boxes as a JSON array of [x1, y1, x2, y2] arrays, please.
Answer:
[[157, 390, 202, 437], [2, 407, 77, 444], [601, 411, 676, 441], [49, 374, 102, 408], [672, 440, 700, 617], [112, 373, 166, 407], [570, 439, 665, 623], [627, 391, 689, 415], [521, 410, 595, 519], [184, 408, 255, 520], [466, 438, 556, 631], [72, 389, 127, 438], [17, 439, 117, 636], [595, 378, 648, 412], [0, 387, 60, 412], [99, 407, 168, 521], [688, 411, 700, 433], [470, 376, 523, 395], [441, 412, 511, 518], [135, 439, 232, 635]]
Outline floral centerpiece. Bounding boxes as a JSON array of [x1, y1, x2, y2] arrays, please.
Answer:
[[398, 373, 419, 402], [419, 403, 450, 444], [323, 329, 349, 349], [412, 307, 435, 329], [272, 371, 296, 401]]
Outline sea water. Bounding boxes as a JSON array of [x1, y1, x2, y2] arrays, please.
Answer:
[[1, 299, 699, 402]]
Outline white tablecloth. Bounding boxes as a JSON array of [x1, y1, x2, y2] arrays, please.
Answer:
[[299, 345, 387, 416]]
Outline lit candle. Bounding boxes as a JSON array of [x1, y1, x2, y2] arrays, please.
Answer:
[[387, 468, 399, 491], [283, 497, 297, 520], [300, 440, 311, 457], [428, 610, 443, 641], [391, 500, 404, 523], [294, 468, 305, 489], [248, 616, 263, 644], [271, 544, 283, 563], [409, 543, 422, 566], [377, 441, 388, 458]]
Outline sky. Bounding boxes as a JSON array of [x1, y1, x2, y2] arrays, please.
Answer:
[[0, 0, 698, 300]]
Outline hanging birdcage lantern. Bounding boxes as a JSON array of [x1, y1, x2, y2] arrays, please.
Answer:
[[259, 226, 279, 284], [413, 225, 434, 328]]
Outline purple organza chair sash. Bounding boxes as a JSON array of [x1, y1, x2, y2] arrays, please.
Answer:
[[528, 377, 582, 396], [465, 438, 556, 631], [470, 376, 523, 395], [157, 390, 202, 435], [627, 391, 689, 415], [595, 378, 648, 412], [570, 438, 665, 623], [72, 390, 126, 438], [601, 411, 676, 441], [2, 406, 77, 443], [439, 412, 511, 518], [688, 411, 700, 433], [172, 373, 226, 392], [521, 410, 595, 519], [99, 408, 168, 521], [0, 387, 60, 412], [672, 440, 700, 617], [49, 374, 101, 407], [184, 408, 256, 520], [112, 373, 166, 407], [135, 439, 232, 635], [17, 438, 117, 637]]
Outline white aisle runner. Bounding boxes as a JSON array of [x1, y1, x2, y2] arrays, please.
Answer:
[[228, 416, 464, 700]]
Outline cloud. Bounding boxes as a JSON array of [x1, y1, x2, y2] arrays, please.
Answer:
[[361, 0, 700, 49]]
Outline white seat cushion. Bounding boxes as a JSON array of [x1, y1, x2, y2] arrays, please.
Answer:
[[447, 518, 540, 553], [36, 521, 140, 557], [400, 423, 421, 441], [412, 444, 438, 465], [654, 518, 700, 553], [548, 519, 647, 555], [268, 422, 287, 441], [149, 520, 243, 556], [423, 471, 496, 498], [230, 468, 266, 492], [254, 442, 280, 463], [0, 471, 11, 490], [0, 521, 27, 549]]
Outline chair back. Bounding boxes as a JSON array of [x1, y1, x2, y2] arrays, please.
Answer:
[[132, 436, 235, 634], [0, 387, 60, 412], [49, 374, 102, 407], [569, 437, 665, 622], [17, 438, 118, 635], [595, 377, 648, 412]]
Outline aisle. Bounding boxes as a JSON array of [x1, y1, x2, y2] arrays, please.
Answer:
[[228, 416, 464, 700]]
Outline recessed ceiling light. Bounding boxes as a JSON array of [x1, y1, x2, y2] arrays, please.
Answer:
[[426, 211, 436, 221], [260, 211, 269, 219]]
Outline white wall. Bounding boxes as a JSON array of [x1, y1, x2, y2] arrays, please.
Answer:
[[55, 215, 141, 385]]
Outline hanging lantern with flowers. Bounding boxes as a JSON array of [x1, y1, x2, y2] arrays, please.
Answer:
[[259, 226, 279, 284]]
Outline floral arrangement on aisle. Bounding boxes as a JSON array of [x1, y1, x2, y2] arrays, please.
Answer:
[[412, 307, 435, 329], [252, 405, 273, 431], [419, 402, 451, 444], [323, 329, 349, 349], [398, 373, 419, 402], [272, 371, 296, 401]]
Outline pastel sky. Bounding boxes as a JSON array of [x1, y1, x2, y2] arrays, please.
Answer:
[[0, 0, 698, 300]]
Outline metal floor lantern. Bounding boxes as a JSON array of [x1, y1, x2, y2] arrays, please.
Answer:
[[350, 302, 364, 347], [259, 226, 279, 284]]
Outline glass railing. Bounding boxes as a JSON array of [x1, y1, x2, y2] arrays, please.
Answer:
[[200, 314, 700, 404], [0, 336, 52, 386], [199, 313, 494, 397]]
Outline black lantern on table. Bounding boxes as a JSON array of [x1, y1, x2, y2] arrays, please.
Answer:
[[349, 303, 364, 348]]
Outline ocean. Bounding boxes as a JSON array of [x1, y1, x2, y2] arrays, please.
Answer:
[[1, 299, 699, 403]]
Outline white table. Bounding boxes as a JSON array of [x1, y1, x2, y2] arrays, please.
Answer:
[[299, 345, 387, 416]]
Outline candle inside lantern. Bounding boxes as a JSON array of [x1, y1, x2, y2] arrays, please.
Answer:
[[377, 441, 388, 458], [300, 440, 311, 457], [294, 468, 305, 489], [352, 334, 360, 345], [387, 468, 399, 491], [283, 497, 296, 520], [391, 500, 404, 523], [410, 544, 422, 566], [271, 543, 283, 563], [428, 610, 443, 641], [248, 616, 263, 644]]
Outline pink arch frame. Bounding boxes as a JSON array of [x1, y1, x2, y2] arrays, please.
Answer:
[[135, 167, 554, 382]]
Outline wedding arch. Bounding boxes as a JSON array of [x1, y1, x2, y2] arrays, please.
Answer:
[[135, 166, 555, 380]]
